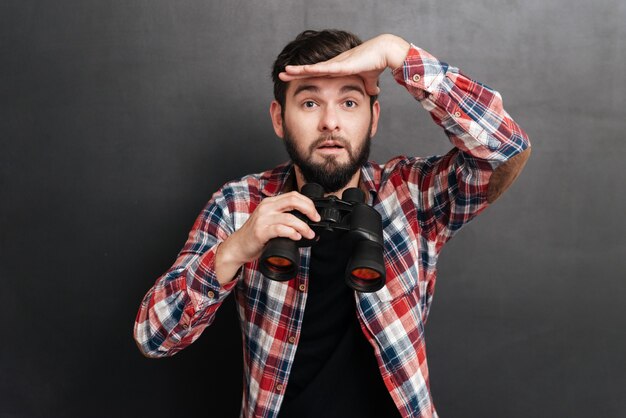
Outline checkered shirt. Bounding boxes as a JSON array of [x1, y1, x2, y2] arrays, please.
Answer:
[[134, 45, 530, 417]]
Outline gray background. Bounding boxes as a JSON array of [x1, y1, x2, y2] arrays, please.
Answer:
[[1, 0, 625, 417]]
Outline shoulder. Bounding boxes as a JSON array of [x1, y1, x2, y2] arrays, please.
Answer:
[[211, 161, 293, 206]]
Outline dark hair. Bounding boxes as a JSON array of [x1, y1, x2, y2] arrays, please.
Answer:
[[271, 29, 378, 110]]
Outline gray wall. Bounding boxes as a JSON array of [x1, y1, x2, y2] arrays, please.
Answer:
[[1, 0, 625, 416]]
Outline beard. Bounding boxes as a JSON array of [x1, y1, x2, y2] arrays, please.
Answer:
[[283, 124, 372, 194]]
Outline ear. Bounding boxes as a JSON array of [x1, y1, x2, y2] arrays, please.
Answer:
[[270, 101, 284, 139], [369, 100, 381, 138]]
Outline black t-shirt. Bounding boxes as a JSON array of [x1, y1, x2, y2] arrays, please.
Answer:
[[277, 231, 400, 418]]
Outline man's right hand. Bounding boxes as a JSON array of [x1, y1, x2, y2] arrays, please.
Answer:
[[214, 191, 321, 284]]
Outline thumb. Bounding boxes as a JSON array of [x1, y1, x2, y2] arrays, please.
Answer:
[[363, 76, 381, 96]]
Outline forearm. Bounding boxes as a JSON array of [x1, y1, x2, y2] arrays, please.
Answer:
[[214, 235, 246, 285], [133, 245, 237, 358], [380, 34, 412, 71], [393, 44, 530, 163], [134, 193, 239, 358]]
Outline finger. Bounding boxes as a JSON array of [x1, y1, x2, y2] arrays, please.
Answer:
[[354, 71, 381, 96], [281, 192, 320, 218], [278, 72, 315, 82], [251, 220, 302, 244], [364, 81, 381, 96], [270, 224, 302, 242], [278, 72, 351, 82], [283, 61, 350, 77], [264, 192, 321, 222], [270, 213, 316, 239]]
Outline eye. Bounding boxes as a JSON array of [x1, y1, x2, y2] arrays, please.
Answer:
[[344, 100, 357, 108], [303, 100, 317, 109]]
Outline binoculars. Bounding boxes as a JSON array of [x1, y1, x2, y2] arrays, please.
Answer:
[[259, 183, 386, 293]]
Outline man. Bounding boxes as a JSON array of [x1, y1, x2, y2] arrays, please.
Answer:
[[134, 30, 531, 418]]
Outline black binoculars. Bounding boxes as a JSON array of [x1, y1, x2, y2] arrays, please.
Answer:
[[259, 183, 386, 293]]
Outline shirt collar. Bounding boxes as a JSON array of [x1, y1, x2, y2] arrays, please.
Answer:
[[260, 161, 381, 204]]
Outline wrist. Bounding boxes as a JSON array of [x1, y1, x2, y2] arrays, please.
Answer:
[[382, 34, 411, 70], [215, 236, 245, 284]]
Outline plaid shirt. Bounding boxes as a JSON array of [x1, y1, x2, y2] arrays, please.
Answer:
[[134, 45, 530, 417]]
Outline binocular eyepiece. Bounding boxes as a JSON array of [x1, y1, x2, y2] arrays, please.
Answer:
[[259, 183, 386, 293]]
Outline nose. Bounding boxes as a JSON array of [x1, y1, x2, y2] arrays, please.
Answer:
[[318, 105, 340, 132]]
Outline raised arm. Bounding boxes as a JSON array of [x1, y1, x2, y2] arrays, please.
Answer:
[[392, 42, 530, 245]]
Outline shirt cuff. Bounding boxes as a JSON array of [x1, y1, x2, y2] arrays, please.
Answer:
[[392, 44, 447, 97], [186, 244, 239, 312]]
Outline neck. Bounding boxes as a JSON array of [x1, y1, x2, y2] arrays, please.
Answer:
[[293, 165, 361, 198]]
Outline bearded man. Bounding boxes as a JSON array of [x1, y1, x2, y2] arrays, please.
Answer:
[[134, 29, 531, 418]]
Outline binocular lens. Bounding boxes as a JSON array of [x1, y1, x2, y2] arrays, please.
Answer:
[[345, 240, 385, 292], [348, 269, 385, 292], [350, 268, 381, 280], [259, 237, 300, 281], [265, 256, 293, 272]]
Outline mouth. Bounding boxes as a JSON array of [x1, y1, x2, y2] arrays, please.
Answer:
[[316, 140, 345, 150]]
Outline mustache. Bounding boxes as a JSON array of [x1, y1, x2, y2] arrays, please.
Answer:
[[310, 135, 350, 149]]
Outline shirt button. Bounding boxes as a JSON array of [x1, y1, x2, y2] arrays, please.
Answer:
[[288, 336, 296, 344], [276, 383, 284, 392], [454, 111, 462, 118], [298, 284, 306, 292], [207, 290, 216, 299], [412, 74, 421, 82]]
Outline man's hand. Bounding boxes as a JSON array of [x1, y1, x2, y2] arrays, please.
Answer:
[[279, 34, 411, 96], [215, 192, 321, 284]]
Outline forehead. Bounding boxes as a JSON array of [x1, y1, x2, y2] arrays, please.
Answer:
[[286, 75, 367, 97]]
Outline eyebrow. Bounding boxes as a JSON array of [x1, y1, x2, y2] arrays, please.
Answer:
[[339, 84, 366, 97], [291, 83, 366, 98], [292, 84, 320, 97]]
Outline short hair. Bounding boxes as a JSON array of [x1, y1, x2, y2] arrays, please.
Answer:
[[271, 29, 378, 111]]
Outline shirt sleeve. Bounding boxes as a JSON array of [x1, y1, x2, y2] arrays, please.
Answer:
[[133, 187, 240, 358], [392, 44, 531, 250]]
